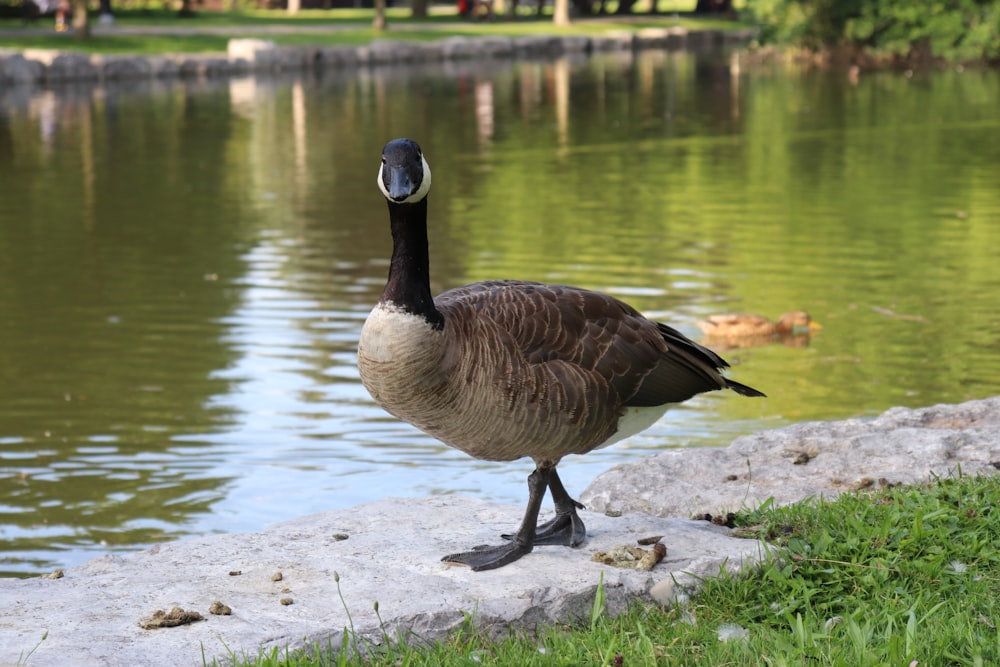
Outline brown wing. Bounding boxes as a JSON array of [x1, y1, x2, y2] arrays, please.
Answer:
[[436, 280, 746, 410]]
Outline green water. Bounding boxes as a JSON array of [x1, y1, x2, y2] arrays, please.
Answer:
[[1, 52, 998, 577]]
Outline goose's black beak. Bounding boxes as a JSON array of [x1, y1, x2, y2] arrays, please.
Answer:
[[387, 164, 418, 202]]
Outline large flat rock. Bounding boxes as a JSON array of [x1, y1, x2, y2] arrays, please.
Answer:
[[582, 396, 1000, 518], [0, 498, 763, 666], [4, 396, 998, 665]]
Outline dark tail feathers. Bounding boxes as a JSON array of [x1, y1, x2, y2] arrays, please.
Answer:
[[726, 379, 766, 398]]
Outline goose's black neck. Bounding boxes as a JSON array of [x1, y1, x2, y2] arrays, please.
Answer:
[[382, 197, 444, 330]]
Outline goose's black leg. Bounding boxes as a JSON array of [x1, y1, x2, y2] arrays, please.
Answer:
[[533, 468, 587, 546], [441, 467, 550, 571], [503, 467, 586, 546]]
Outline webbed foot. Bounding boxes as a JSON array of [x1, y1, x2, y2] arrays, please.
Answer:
[[442, 465, 585, 572], [441, 541, 533, 571], [529, 509, 587, 546]]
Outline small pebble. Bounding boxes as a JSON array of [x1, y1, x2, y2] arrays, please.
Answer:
[[332, 533, 349, 541], [228, 570, 242, 576], [271, 571, 283, 582], [853, 477, 874, 490], [792, 452, 812, 465], [280, 597, 293, 606], [209, 601, 232, 616]]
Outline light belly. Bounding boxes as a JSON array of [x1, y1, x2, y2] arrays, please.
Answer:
[[595, 405, 668, 450], [359, 302, 665, 463]]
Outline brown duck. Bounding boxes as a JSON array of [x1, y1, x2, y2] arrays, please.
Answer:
[[697, 311, 822, 339], [357, 138, 765, 571]]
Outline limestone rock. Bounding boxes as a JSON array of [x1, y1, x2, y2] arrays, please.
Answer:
[[228, 38, 279, 69], [582, 396, 1000, 518], [315, 45, 359, 67], [363, 40, 442, 65], [176, 56, 232, 78], [0, 29, 751, 85], [513, 35, 566, 56], [0, 497, 762, 666], [591, 31, 636, 51], [0, 52, 45, 84], [23, 49, 98, 82], [92, 55, 153, 80], [145, 56, 180, 79], [4, 390, 994, 666]]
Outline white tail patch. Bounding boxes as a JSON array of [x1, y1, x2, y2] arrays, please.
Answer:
[[599, 405, 669, 449]]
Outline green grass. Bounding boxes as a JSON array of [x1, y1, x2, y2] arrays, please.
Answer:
[[0, 33, 233, 52], [0, 5, 749, 54], [213, 473, 1000, 666]]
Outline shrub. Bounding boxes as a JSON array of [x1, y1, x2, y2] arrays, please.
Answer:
[[746, 0, 1000, 63]]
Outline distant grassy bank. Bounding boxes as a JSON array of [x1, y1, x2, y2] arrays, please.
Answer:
[[0, 6, 748, 54]]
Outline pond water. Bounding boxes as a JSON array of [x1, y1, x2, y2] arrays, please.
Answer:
[[1, 49, 999, 577]]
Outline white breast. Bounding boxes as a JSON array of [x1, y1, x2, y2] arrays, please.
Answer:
[[357, 302, 448, 408]]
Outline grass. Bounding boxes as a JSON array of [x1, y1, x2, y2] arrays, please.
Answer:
[[210, 473, 1000, 666], [0, 33, 232, 51], [0, 4, 750, 54]]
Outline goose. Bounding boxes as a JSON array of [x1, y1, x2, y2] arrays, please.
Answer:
[[357, 138, 765, 571], [696, 311, 822, 339]]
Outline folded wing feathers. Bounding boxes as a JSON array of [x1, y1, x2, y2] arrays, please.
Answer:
[[435, 280, 761, 415]]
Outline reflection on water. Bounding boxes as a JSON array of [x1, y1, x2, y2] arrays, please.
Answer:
[[1, 51, 999, 576]]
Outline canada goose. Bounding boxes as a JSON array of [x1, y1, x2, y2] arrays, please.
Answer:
[[696, 311, 822, 339], [358, 138, 765, 571]]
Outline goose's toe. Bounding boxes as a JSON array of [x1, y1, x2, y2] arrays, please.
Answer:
[[502, 509, 586, 547], [442, 541, 534, 571], [533, 511, 588, 547]]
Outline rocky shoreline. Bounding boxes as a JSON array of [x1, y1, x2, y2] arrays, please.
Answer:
[[0, 27, 755, 85], [1, 396, 998, 666]]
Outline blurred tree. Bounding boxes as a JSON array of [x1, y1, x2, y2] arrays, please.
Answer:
[[553, 0, 569, 24], [374, 0, 386, 29], [71, 0, 88, 37], [694, 0, 732, 13], [747, 0, 1000, 63]]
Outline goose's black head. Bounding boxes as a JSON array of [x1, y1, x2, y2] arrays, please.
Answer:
[[378, 138, 432, 204]]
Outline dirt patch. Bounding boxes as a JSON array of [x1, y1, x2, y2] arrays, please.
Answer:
[[140, 607, 205, 630]]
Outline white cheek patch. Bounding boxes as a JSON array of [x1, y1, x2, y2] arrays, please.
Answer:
[[412, 154, 432, 201], [376, 163, 389, 199], [377, 155, 433, 204]]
